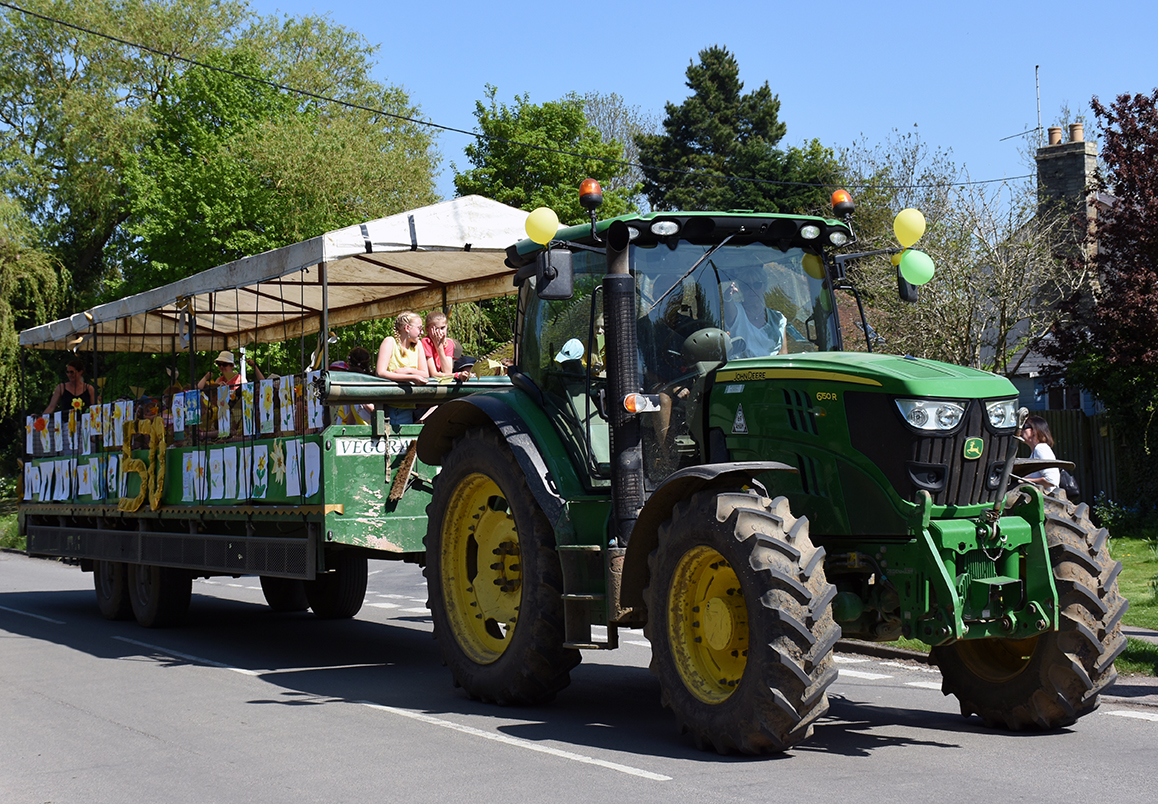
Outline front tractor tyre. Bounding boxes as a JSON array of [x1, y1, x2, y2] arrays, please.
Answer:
[[424, 428, 579, 705], [933, 496, 1127, 729], [645, 491, 841, 754]]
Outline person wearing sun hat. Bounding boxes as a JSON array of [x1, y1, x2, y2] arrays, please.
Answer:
[[197, 349, 264, 392]]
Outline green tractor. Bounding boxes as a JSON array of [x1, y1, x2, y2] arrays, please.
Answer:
[[416, 184, 1125, 753]]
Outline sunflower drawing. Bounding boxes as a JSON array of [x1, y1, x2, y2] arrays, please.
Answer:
[[270, 439, 287, 485]]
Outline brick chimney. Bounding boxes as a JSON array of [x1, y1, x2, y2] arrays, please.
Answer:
[[1035, 124, 1097, 219]]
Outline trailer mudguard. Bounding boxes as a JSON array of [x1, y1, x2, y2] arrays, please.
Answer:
[[417, 391, 591, 533], [619, 461, 797, 613]]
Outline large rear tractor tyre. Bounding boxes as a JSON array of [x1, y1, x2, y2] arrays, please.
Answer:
[[305, 552, 367, 619], [933, 496, 1127, 729], [128, 564, 192, 628], [425, 428, 579, 705], [260, 576, 310, 612], [94, 560, 133, 621], [645, 491, 840, 754]]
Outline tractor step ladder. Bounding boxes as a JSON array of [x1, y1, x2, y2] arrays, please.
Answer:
[[557, 544, 618, 649]]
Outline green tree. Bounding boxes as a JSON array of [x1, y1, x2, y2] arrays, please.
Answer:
[[635, 45, 838, 213], [0, 0, 252, 299], [121, 46, 437, 291], [1049, 89, 1158, 506], [453, 86, 637, 224], [838, 130, 1087, 372]]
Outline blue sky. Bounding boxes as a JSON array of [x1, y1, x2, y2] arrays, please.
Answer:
[[248, 0, 1154, 202]]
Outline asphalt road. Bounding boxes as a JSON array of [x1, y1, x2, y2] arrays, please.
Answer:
[[3, 551, 1157, 804]]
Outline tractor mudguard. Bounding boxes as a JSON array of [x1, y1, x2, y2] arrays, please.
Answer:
[[620, 461, 797, 613], [418, 392, 586, 530]]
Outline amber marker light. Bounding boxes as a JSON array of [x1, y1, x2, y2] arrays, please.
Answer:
[[623, 393, 661, 414], [831, 189, 855, 217], [580, 178, 604, 211]]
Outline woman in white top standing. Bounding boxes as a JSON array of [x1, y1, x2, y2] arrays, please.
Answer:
[[1022, 415, 1060, 493]]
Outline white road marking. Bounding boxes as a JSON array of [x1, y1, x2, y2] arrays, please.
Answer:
[[357, 701, 672, 781], [834, 655, 868, 664], [1104, 709, 1158, 722], [839, 668, 893, 680], [881, 660, 940, 674], [369, 602, 401, 609], [0, 604, 65, 624], [624, 640, 651, 648], [905, 681, 943, 690], [401, 607, 429, 614]]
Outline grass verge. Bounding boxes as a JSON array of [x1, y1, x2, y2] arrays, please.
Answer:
[[0, 513, 22, 551], [1109, 535, 1158, 631]]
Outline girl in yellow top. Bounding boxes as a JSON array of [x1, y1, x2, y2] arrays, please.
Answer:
[[376, 311, 429, 427]]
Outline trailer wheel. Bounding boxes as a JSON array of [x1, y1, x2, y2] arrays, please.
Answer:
[[94, 560, 133, 620], [128, 564, 192, 628], [425, 428, 579, 705], [305, 552, 367, 619], [260, 576, 310, 612], [933, 496, 1127, 729], [645, 491, 840, 754]]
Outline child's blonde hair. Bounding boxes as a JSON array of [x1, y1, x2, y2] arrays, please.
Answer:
[[425, 310, 448, 329], [393, 311, 421, 335]]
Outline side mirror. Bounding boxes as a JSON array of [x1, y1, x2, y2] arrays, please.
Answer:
[[535, 248, 574, 300], [897, 267, 919, 304]]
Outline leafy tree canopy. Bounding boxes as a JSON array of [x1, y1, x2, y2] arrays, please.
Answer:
[[635, 45, 838, 213], [453, 85, 637, 224], [1048, 89, 1158, 502]]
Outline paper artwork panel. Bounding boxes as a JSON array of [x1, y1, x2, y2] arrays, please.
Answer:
[[183, 390, 201, 426], [285, 438, 301, 496], [241, 383, 255, 436], [259, 380, 275, 433], [78, 461, 92, 496], [182, 452, 195, 501], [53, 412, 63, 453], [279, 377, 296, 433], [252, 444, 268, 499], [306, 371, 323, 429], [216, 385, 230, 434], [304, 440, 321, 497], [209, 449, 225, 500], [224, 447, 238, 499], [238, 447, 252, 499], [172, 393, 185, 434]]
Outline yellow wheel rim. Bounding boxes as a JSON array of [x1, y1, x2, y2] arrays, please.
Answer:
[[667, 544, 748, 703], [441, 473, 522, 665], [954, 635, 1039, 683]]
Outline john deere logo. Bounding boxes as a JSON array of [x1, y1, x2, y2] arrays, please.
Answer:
[[963, 438, 984, 460]]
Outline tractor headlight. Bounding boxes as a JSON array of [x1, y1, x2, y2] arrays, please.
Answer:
[[896, 399, 965, 431], [984, 399, 1019, 429]]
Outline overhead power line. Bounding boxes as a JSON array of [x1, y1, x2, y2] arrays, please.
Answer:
[[0, 1, 1034, 193]]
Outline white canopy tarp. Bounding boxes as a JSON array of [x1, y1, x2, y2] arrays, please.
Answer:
[[20, 195, 529, 353]]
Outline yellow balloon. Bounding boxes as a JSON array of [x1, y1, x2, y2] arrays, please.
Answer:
[[525, 207, 559, 245], [893, 208, 926, 248], [890, 251, 903, 267], [802, 253, 826, 280]]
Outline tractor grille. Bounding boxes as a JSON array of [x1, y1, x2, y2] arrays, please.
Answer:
[[847, 393, 1016, 507]]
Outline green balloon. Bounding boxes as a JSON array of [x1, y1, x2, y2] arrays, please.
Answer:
[[899, 249, 935, 286]]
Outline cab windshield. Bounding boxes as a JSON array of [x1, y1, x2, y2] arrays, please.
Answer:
[[634, 241, 839, 385]]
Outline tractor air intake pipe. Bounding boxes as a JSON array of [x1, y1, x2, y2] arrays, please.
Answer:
[[604, 220, 644, 547]]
